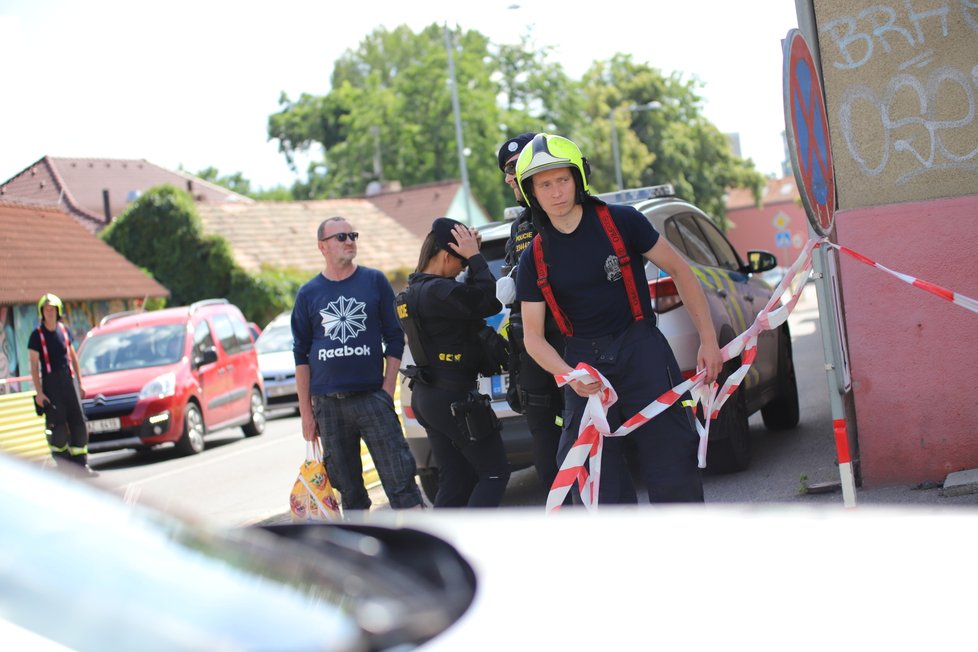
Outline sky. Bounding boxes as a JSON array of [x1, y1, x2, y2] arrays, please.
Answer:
[[0, 0, 801, 191]]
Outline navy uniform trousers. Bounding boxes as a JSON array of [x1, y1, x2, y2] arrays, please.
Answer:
[[556, 320, 703, 504]]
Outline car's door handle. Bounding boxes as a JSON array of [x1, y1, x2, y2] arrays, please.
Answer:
[[226, 364, 234, 372], [217, 368, 226, 375]]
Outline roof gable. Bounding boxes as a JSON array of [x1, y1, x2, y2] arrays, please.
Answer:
[[0, 200, 170, 305], [726, 176, 800, 211], [0, 156, 252, 232], [365, 180, 477, 239], [194, 199, 423, 276]]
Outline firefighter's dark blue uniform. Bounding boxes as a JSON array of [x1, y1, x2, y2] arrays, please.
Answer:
[[515, 202, 703, 504], [28, 323, 90, 468]]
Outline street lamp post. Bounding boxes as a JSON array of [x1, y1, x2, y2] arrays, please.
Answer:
[[609, 101, 662, 191], [444, 24, 472, 225]]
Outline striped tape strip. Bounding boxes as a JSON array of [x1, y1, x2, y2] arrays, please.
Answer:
[[822, 242, 978, 316], [545, 239, 819, 512]]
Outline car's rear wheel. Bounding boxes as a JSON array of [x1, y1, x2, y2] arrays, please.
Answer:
[[175, 403, 205, 455], [418, 468, 439, 504], [761, 325, 800, 431], [705, 357, 751, 474], [242, 388, 266, 437]]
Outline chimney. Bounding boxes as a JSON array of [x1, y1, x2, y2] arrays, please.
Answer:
[[102, 189, 112, 223]]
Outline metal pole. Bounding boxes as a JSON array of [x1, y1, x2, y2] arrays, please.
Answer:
[[444, 25, 472, 225], [794, 0, 857, 508], [610, 108, 623, 191], [811, 245, 857, 507]]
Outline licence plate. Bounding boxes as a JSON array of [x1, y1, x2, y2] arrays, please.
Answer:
[[490, 374, 509, 400], [267, 384, 295, 398], [87, 417, 121, 434]]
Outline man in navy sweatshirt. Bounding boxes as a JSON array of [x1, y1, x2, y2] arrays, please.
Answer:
[[293, 217, 423, 511]]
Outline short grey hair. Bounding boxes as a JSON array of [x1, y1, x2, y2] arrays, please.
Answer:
[[317, 216, 351, 240]]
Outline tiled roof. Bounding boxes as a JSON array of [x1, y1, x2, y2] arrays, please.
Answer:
[[194, 199, 424, 276], [0, 200, 170, 305], [726, 176, 800, 210], [0, 156, 252, 233], [364, 180, 469, 239]]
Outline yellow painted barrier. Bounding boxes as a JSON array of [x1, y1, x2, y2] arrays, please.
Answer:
[[0, 391, 49, 461]]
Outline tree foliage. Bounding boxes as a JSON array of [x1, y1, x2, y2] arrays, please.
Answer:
[[576, 55, 766, 227], [194, 166, 293, 201], [100, 185, 297, 326], [264, 25, 765, 228]]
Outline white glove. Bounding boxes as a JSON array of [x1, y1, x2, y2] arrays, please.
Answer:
[[496, 275, 516, 305]]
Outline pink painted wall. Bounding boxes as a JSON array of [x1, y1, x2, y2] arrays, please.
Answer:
[[835, 196, 978, 486], [726, 200, 810, 268], [725, 177, 811, 269]]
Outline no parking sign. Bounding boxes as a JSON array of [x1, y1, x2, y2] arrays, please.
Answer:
[[783, 29, 836, 237]]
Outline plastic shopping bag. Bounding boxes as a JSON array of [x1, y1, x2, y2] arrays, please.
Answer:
[[289, 439, 341, 522]]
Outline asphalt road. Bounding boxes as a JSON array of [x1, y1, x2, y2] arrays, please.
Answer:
[[85, 284, 978, 528]]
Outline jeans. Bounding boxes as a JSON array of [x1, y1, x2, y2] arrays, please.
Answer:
[[312, 390, 422, 510]]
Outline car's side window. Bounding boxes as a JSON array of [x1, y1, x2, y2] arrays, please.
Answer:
[[230, 314, 255, 352], [193, 321, 215, 357], [662, 218, 689, 258], [694, 214, 742, 271], [668, 213, 719, 267], [211, 314, 240, 355]]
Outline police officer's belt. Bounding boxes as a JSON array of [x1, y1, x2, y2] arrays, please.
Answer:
[[401, 365, 475, 392]]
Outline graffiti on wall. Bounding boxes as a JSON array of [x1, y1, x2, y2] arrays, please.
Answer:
[[1, 298, 135, 391], [818, 0, 978, 192], [0, 307, 16, 394]]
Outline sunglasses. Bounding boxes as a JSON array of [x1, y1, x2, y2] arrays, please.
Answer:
[[320, 232, 359, 243], [503, 161, 517, 176]]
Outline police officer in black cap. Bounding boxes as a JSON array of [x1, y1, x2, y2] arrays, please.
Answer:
[[496, 133, 565, 493], [397, 218, 511, 507]]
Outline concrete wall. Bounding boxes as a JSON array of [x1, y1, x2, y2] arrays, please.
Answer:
[[810, 0, 978, 484]]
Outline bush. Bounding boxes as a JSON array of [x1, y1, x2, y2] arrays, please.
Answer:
[[102, 185, 309, 325]]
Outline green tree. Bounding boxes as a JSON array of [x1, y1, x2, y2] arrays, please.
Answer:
[[577, 55, 766, 228], [194, 166, 294, 201], [269, 24, 573, 219], [100, 185, 296, 325], [267, 25, 764, 227]]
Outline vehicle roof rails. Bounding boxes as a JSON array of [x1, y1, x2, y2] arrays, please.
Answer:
[[189, 298, 229, 314], [99, 310, 144, 327], [594, 184, 675, 205]]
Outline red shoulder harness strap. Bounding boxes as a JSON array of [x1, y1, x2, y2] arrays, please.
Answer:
[[37, 322, 74, 377], [532, 204, 644, 338]]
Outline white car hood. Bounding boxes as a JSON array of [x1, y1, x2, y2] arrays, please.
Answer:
[[353, 505, 978, 649]]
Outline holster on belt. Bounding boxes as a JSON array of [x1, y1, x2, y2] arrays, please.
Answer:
[[400, 365, 432, 390], [449, 391, 501, 447]]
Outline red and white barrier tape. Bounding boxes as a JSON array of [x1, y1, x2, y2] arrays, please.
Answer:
[[546, 236, 978, 512], [820, 242, 978, 316]]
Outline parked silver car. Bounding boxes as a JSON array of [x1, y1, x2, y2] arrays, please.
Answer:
[[254, 312, 299, 412], [607, 184, 800, 472]]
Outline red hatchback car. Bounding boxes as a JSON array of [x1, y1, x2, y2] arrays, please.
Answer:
[[77, 299, 266, 455]]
